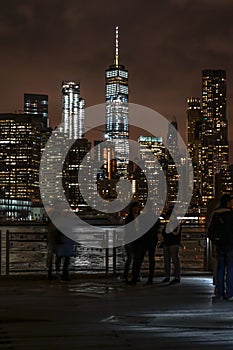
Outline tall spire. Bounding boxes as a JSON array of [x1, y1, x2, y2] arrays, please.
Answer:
[[114, 26, 119, 66]]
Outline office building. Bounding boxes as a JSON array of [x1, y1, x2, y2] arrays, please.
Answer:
[[166, 119, 180, 209], [62, 81, 85, 139], [105, 26, 129, 177], [0, 113, 47, 219], [138, 136, 166, 209], [24, 93, 49, 126], [187, 97, 202, 207], [201, 69, 230, 205], [63, 138, 92, 212]]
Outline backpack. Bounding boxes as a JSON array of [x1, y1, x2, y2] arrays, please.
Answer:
[[208, 213, 226, 244]]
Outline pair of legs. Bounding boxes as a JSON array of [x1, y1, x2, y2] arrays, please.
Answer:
[[216, 247, 233, 299], [56, 256, 71, 280], [142, 244, 157, 283], [46, 250, 61, 279], [125, 241, 157, 284], [123, 243, 134, 281], [163, 245, 181, 281], [46, 251, 70, 280], [129, 243, 144, 284]]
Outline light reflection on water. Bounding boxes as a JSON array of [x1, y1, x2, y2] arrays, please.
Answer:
[[0, 224, 206, 275], [0, 225, 125, 274]]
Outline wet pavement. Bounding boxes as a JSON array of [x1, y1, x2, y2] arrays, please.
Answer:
[[0, 275, 233, 349]]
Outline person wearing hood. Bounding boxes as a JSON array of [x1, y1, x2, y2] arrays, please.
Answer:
[[208, 194, 233, 301]]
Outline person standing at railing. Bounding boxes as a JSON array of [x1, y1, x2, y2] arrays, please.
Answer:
[[161, 208, 182, 284], [46, 219, 62, 280], [208, 194, 233, 301], [122, 202, 141, 283], [56, 232, 76, 281], [46, 204, 76, 281], [139, 202, 160, 285]]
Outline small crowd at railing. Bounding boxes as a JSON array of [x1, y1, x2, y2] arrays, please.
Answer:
[[44, 194, 233, 303], [46, 202, 183, 285]]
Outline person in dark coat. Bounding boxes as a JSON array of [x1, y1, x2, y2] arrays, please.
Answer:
[[126, 202, 160, 285], [56, 233, 76, 281], [122, 202, 141, 283], [162, 208, 182, 284], [46, 219, 62, 280], [46, 204, 76, 281], [208, 194, 233, 301], [138, 203, 160, 285]]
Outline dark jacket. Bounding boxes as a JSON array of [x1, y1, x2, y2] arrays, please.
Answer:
[[141, 219, 160, 248], [162, 223, 182, 246], [125, 212, 160, 247], [47, 221, 75, 257], [208, 208, 233, 250]]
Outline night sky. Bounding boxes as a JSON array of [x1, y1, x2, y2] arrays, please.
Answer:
[[1, 0, 233, 160]]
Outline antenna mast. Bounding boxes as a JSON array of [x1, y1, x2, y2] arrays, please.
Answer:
[[115, 26, 119, 66]]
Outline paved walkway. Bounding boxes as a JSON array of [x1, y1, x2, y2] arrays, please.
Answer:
[[0, 275, 233, 349]]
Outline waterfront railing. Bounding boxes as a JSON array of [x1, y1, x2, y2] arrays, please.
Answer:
[[0, 225, 207, 276]]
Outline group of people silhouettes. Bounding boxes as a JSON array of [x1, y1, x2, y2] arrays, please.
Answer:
[[122, 201, 182, 285], [46, 200, 182, 284], [46, 205, 76, 281]]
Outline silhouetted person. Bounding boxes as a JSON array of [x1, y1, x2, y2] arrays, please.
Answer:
[[122, 202, 141, 283], [138, 203, 160, 285], [47, 219, 62, 280], [162, 209, 182, 284], [46, 204, 75, 281], [208, 194, 233, 301]]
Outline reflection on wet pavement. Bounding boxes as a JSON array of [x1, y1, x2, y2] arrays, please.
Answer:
[[102, 309, 233, 348], [68, 282, 124, 296], [102, 310, 233, 329]]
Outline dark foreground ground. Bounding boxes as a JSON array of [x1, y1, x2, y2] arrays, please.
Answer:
[[0, 274, 233, 350]]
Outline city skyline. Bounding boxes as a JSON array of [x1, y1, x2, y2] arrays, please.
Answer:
[[1, 1, 233, 160]]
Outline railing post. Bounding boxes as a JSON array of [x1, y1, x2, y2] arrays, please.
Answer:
[[105, 230, 109, 275], [6, 230, 10, 275], [112, 230, 116, 276], [0, 230, 1, 275]]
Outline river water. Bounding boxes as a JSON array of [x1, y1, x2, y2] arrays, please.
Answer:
[[0, 224, 206, 275]]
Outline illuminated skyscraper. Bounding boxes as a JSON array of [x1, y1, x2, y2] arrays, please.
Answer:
[[24, 93, 49, 127], [0, 113, 47, 219], [62, 81, 85, 139], [187, 97, 202, 207], [138, 136, 166, 208], [201, 69, 229, 204], [166, 119, 180, 208], [61, 81, 92, 212], [105, 26, 129, 176]]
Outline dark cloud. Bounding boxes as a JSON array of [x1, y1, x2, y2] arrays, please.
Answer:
[[1, 0, 233, 160]]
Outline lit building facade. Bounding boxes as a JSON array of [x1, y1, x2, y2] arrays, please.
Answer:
[[166, 119, 180, 209], [0, 113, 47, 219], [62, 81, 85, 139], [138, 136, 166, 208], [63, 139, 91, 212], [61, 81, 92, 212], [24, 93, 49, 126], [187, 97, 202, 207], [201, 69, 230, 204], [105, 26, 129, 177]]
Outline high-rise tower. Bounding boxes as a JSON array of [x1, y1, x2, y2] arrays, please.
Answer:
[[62, 81, 85, 139], [187, 97, 202, 207], [105, 26, 129, 176], [24, 93, 49, 127], [0, 113, 46, 219], [166, 119, 179, 209], [201, 69, 229, 204]]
